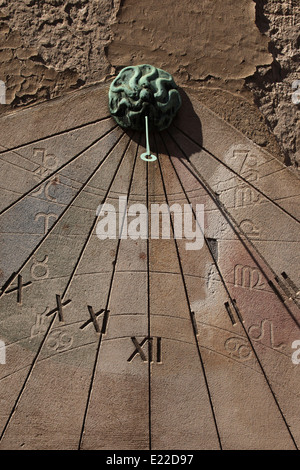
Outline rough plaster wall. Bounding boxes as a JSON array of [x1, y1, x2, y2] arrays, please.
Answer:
[[0, 0, 120, 105], [0, 0, 298, 167], [106, 0, 284, 161], [108, 0, 273, 81], [247, 0, 300, 167]]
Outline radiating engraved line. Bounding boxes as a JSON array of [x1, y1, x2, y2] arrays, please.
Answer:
[[1, 155, 127, 199], [5, 274, 32, 305], [0, 130, 126, 295], [174, 125, 300, 225], [0, 132, 131, 443], [0, 115, 112, 156], [224, 301, 236, 326], [78, 136, 140, 450], [61, 135, 134, 300], [0, 123, 118, 218], [167, 131, 300, 326], [154, 134, 222, 450], [0, 315, 56, 442], [162, 132, 299, 449], [191, 311, 199, 335], [146, 141, 152, 451]]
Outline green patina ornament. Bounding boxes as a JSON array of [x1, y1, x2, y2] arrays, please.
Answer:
[[109, 64, 182, 131]]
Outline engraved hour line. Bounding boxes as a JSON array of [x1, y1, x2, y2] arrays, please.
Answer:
[[164, 135, 296, 340], [0, 134, 132, 442], [166, 131, 300, 328], [154, 135, 222, 450], [0, 272, 18, 295], [0, 122, 118, 218], [166, 147, 298, 360], [174, 124, 300, 226], [61, 135, 134, 300], [160, 132, 245, 331], [0, 115, 112, 156], [0, 318, 58, 443], [274, 277, 294, 300], [146, 135, 152, 451], [78, 136, 140, 451], [0, 130, 127, 297], [0, 133, 131, 444], [0, 131, 130, 361], [162, 133, 299, 449], [44, 134, 132, 337]]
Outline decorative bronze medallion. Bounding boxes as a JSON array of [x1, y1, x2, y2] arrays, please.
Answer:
[[109, 64, 182, 131]]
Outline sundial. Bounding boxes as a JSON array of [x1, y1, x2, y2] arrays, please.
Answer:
[[0, 64, 299, 450]]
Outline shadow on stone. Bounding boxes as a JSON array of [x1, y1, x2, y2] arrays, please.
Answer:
[[130, 87, 203, 160]]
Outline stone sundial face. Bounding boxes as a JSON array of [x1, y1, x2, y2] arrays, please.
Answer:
[[0, 73, 299, 450]]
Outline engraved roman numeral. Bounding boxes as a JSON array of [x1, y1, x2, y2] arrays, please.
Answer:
[[80, 306, 110, 334], [127, 336, 162, 363], [46, 295, 71, 322]]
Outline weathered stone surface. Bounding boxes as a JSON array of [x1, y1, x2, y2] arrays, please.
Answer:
[[247, 0, 300, 167], [154, 148, 298, 449], [0, 82, 299, 450]]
